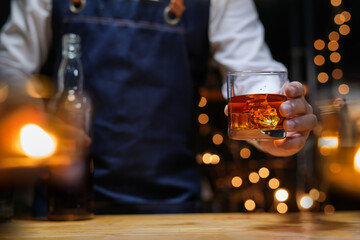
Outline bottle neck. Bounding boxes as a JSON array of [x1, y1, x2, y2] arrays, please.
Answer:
[[58, 43, 84, 94]]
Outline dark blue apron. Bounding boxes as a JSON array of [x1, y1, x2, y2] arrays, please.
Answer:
[[44, 0, 210, 214]]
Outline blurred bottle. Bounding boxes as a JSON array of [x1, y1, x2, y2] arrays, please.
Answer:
[[47, 33, 93, 220]]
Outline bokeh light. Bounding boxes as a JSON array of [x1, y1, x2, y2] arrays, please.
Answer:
[[249, 172, 260, 183], [314, 39, 325, 50], [332, 68, 343, 79], [240, 148, 251, 159], [327, 40, 339, 51], [275, 189, 289, 202], [354, 147, 360, 173], [317, 72, 329, 83], [277, 203, 288, 214], [198, 97, 207, 107], [198, 113, 209, 125], [232, 176, 243, 188], [212, 134, 223, 145], [339, 24, 350, 35], [329, 52, 341, 63], [314, 55, 325, 66], [330, 0, 341, 7], [309, 188, 320, 201], [244, 199, 256, 211], [258, 167, 270, 178], [268, 178, 280, 189], [328, 31, 340, 41], [299, 195, 314, 209], [338, 84, 349, 95], [324, 204, 335, 214]]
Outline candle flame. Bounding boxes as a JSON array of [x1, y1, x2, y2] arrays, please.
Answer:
[[20, 124, 56, 158]]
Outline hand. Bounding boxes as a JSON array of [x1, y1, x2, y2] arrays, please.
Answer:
[[258, 81, 317, 157]]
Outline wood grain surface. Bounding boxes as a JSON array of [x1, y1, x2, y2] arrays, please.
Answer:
[[1, 211, 360, 239]]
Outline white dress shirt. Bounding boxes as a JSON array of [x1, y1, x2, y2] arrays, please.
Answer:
[[0, 0, 286, 97]]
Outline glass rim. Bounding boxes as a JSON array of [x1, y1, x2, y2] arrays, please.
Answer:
[[227, 70, 288, 76]]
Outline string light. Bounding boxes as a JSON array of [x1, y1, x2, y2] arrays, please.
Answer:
[[275, 189, 289, 202], [330, 0, 341, 7], [329, 162, 342, 174], [328, 31, 340, 41], [212, 134, 223, 145], [314, 39, 325, 50], [268, 178, 280, 189], [324, 204, 335, 214], [338, 84, 349, 95], [198, 97, 207, 107], [249, 172, 260, 183], [327, 40, 339, 51], [341, 11, 351, 22], [309, 188, 320, 201], [299, 195, 314, 210], [332, 68, 343, 79], [329, 52, 341, 63], [317, 72, 329, 83], [240, 148, 251, 159], [314, 55, 325, 66], [277, 203, 288, 214], [258, 167, 270, 178], [198, 113, 209, 124], [334, 13, 346, 25], [339, 24, 350, 35], [318, 192, 327, 202], [244, 199, 256, 211], [231, 176, 243, 187], [202, 153, 212, 164]]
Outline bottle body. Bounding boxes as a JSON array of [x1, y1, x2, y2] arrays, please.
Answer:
[[0, 189, 13, 222], [47, 33, 94, 221]]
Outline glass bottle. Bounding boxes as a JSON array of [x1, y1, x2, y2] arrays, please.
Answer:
[[47, 33, 93, 220]]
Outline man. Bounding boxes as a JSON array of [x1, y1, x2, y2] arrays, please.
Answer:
[[0, 0, 317, 213]]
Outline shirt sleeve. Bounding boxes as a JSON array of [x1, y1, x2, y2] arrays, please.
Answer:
[[0, 0, 52, 91], [209, 0, 287, 98]]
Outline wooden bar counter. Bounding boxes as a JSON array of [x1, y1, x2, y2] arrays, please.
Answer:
[[1, 211, 360, 239]]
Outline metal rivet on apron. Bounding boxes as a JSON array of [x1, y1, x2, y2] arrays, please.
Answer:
[[163, 6, 181, 26], [70, 0, 86, 14]]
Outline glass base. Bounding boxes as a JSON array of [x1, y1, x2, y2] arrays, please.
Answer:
[[47, 212, 94, 221], [228, 128, 286, 141]]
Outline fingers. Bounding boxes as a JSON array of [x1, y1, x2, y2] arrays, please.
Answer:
[[284, 81, 305, 99], [224, 105, 228, 116], [169, 0, 186, 18], [283, 114, 318, 132], [280, 97, 313, 118]]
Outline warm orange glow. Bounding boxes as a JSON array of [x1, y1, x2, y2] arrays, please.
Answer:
[[275, 189, 289, 202], [20, 124, 56, 158], [338, 84, 349, 95], [341, 11, 351, 22], [318, 192, 327, 202], [268, 178, 280, 189], [332, 68, 343, 79], [334, 14, 346, 25], [202, 153, 212, 164], [198, 113, 209, 125], [314, 39, 325, 50], [277, 203, 288, 214], [198, 96, 207, 107], [329, 162, 342, 174], [328, 31, 340, 41], [299, 195, 313, 209], [328, 41, 339, 51], [330, 52, 341, 63], [318, 136, 339, 149], [324, 204, 335, 214], [314, 55, 325, 66], [309, 188, 320, 201], [211, 154, 220, 165], [317, 72, 329, 83], [339, 24, 350, 35], [240, 148, 251, 159], [258, 167, 270, 178], [231, 176, 243, 187], [244, 199, 256, 211], [212, 134, 223, 145], [354, 147, 360, 173], [319, 146, 332, 156], [249, 172, 260, 183], [330, 0, 341, 7]]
